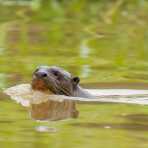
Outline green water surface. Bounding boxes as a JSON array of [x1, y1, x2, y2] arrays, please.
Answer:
[[1, 0, 148, 148]]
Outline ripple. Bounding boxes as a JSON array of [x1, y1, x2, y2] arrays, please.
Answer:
[[35, 125, 57, 133]]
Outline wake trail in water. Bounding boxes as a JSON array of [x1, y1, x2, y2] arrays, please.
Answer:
[[3, 84, 148, 106]]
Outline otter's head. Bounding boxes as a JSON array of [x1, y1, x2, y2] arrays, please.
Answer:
[[32, 66, 80, 96]]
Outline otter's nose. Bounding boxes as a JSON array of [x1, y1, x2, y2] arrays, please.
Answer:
[[35, 71, 48, 78]]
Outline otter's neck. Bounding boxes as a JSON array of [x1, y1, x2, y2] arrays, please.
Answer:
[[73, 86, 94, 98]]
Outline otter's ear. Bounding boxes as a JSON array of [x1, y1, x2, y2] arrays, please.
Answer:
[[72, 77, 80, 85]]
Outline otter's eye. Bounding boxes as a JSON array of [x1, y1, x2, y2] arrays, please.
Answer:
[[53, 71, 58, 76]]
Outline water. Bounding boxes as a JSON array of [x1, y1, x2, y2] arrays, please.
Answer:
[[1, 0, 148, 148]]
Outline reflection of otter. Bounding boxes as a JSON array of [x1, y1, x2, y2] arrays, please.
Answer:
[[31, 66, 93, 121], [32, 66, 92, 98]]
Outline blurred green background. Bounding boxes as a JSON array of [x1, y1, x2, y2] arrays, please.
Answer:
[[1, 0, 148, 148], [1, 0, 148, 86]]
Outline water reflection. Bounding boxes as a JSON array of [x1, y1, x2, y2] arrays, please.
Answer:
[[35, 125, 57, 133], [120, 114, 148, 123], [0, 47, 5, 55], [70, 122, 148, 131], [80, 39, 91, 58], [0, 73, 7, 89], [80, 65, 91, 78], [0, 0, 41, 9], [7, 23, 21, 44]]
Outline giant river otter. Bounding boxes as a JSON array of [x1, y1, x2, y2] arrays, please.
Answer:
[[32, 66, 93, 98], [32, 66, 90, 120], [5, 66, 148, 120]]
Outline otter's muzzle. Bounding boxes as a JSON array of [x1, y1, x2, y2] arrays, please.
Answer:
[[35, 70, 48, 78]]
